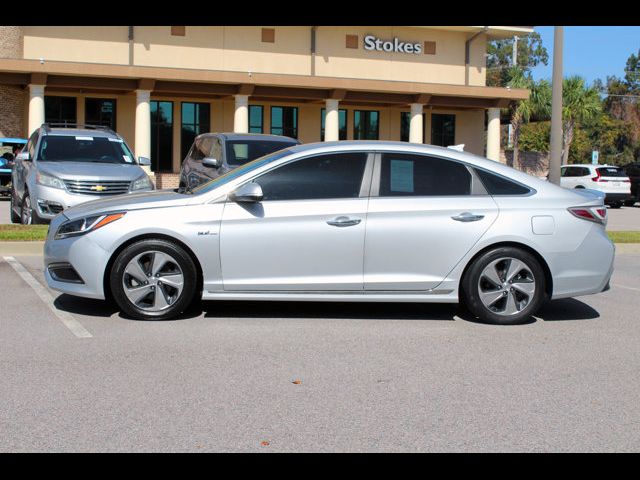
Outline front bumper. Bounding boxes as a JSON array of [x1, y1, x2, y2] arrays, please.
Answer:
[[44, 223, 111, 299]]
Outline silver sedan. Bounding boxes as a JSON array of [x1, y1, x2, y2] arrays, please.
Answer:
[[44, 141, 615, 325]]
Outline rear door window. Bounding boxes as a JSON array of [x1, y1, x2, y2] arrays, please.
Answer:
[[379, 153, 471, 197]]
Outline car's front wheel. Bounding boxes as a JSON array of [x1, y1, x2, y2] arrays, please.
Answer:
[[110, 239, 199, 320], [461, 247, 547, 325]]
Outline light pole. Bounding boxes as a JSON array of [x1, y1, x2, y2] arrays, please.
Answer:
[[548, 26, 564, 185]]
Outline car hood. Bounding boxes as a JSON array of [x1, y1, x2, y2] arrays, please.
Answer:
[[61, 189, 193, 220], [39, 161, 145, 181]]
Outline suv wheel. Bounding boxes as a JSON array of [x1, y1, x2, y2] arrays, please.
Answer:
[[20, 193, 40, 225], [461, 247, 547, 325], [10, 189, 21, 223], [110, 239, 198, 320]]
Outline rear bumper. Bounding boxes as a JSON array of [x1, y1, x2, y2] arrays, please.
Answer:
[[605, 192, 632, 203]]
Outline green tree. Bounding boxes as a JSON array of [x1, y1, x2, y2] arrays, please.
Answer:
[[561, 76, 602, 165], [506, 68, 551, 169], [486, 32, 549, 87]]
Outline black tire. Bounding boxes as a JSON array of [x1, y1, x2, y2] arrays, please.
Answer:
[[461, 246, 547, 325], [9, 189, 20, 223], [20, 192, 42, 224], [624, 199, 637, 207], [109, 239, 199, 320], [610, 202, 622, 209]]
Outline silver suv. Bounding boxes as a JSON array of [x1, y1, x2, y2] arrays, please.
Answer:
[[10, 124, 154, 224]]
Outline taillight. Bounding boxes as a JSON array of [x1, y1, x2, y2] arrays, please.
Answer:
[[568, 206, 607, 225], [591, 170, 608, 182]]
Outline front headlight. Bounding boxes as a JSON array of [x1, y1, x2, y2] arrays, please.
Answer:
[[131, 174, 153, 191], [36, 171, 65, 190], [55, 212, 126, 240]]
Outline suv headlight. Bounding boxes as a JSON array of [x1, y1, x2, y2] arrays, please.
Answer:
[[131, 174, 153, 191], [36, 171, 65, 190], [55, 212, 126, 240]]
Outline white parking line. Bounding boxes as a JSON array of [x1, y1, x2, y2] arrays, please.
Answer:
[[613, 283, 640, 293], [3, 256, 93, 338]]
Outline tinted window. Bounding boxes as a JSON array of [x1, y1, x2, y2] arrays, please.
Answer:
[[38, 135, 135, 164], [431, 114, 455, 147], [45, 96, 77, 125], [255, 152, 367, 201], [597, 167, 627, 178], [354, 111, 379, 140], [379, 153, 471, 197], [225, 140, 297, 166], [475, 168, 531, 195], [85, 98, 116, 130]]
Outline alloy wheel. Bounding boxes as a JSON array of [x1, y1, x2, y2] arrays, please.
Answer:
[[122, 250, 185, 312], [477, 257, 536, 316], [22, 196, 32, 225]]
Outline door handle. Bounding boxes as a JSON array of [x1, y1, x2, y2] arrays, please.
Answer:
[[451, 212, 485, 222], [327, 216, 361, 227]]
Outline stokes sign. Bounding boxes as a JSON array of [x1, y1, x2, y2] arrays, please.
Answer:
[[363, 35, 423, 55]]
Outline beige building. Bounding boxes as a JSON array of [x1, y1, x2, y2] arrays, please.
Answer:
[[0, 26, 531, 187]]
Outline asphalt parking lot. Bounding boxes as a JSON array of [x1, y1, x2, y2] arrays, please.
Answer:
[[1, 250, 640, 452]]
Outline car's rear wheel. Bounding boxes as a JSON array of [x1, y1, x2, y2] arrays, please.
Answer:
[[110, 239, 198, 320], [461, 247, 546, 325], [610, 202, 623, 209]]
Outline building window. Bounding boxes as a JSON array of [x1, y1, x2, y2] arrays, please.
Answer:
[[85, 98, 116, 130], [181, 102, 210, 160], [261, 28, 275, 43], [431, 114, 455, 147], [321, 108, 347, 140], [353, 110, 379, 140], [271, 106, 298, 139], [249, 105, 264, 133], [150, 101, 174, 172], [400, 112, 426, 142], [44, 96, 77, 125]]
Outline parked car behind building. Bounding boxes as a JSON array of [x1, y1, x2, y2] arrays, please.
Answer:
[[179, 133, 299, 191], [10, 124, 154, 224]]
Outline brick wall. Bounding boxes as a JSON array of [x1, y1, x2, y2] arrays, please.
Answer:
[[0, 26, 23, 58], [0, 85, 25, 138], [154, 173, 181, 190]]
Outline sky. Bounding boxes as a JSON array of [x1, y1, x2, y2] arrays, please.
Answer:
[[530, 26, 640, 85]]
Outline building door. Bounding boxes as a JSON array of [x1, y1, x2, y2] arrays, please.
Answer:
[[85, 98, 116, 130]]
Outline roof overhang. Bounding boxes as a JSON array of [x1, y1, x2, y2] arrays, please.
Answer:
[[0, 58, 529, 109], [414, 26, 535, 39]]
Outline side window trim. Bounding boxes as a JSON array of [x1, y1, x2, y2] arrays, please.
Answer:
[[369, 151, 480, 198]]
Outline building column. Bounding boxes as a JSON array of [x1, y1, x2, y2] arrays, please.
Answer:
[[28, 84, 45, 136], [234, 94, 249, 133], [487, 108, 501, 162], [409, 103, 424, 144], [324, 99, 340, 141], [135, 89, 153, 176]]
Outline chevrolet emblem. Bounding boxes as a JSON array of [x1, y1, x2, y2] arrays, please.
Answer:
[[91, 185, 107, 192]]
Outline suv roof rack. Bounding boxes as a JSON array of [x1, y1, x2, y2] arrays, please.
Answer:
[[42, 123, 116, 135]]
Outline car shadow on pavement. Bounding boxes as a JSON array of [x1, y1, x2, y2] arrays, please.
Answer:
[[535, 298, 600, 322], [54, 294, 120, 318], [201, 300, 462, 322]]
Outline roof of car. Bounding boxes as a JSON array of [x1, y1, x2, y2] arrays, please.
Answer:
[[41, 124, 119, 138], [199, 132, 300, 143]]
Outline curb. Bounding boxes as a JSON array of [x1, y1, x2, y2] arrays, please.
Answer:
[[2, 240, 640, 257]]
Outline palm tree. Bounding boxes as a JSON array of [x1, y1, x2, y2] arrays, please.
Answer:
[[507, 68, 551, 170], [561, 76, 602, 164]]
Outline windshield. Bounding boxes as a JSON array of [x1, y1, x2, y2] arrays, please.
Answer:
[[191, 147, 295, 195], [225, 140, 298, 166], [38, 135, 136, 164]]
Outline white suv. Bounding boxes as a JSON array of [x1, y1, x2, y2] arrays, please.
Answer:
[[560, 164, 632, 208]]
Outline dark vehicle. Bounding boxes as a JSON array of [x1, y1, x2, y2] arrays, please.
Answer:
[[622, 162, 640, 206], [179, 133, 299, 191], [0, 138, 27, 196]]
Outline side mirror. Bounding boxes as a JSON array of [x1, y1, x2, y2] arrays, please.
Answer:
[[229, 183, 263, 203], [203, 157, 221, 168], [138, 156, 151, 166], [16, 151, 30, 162]]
